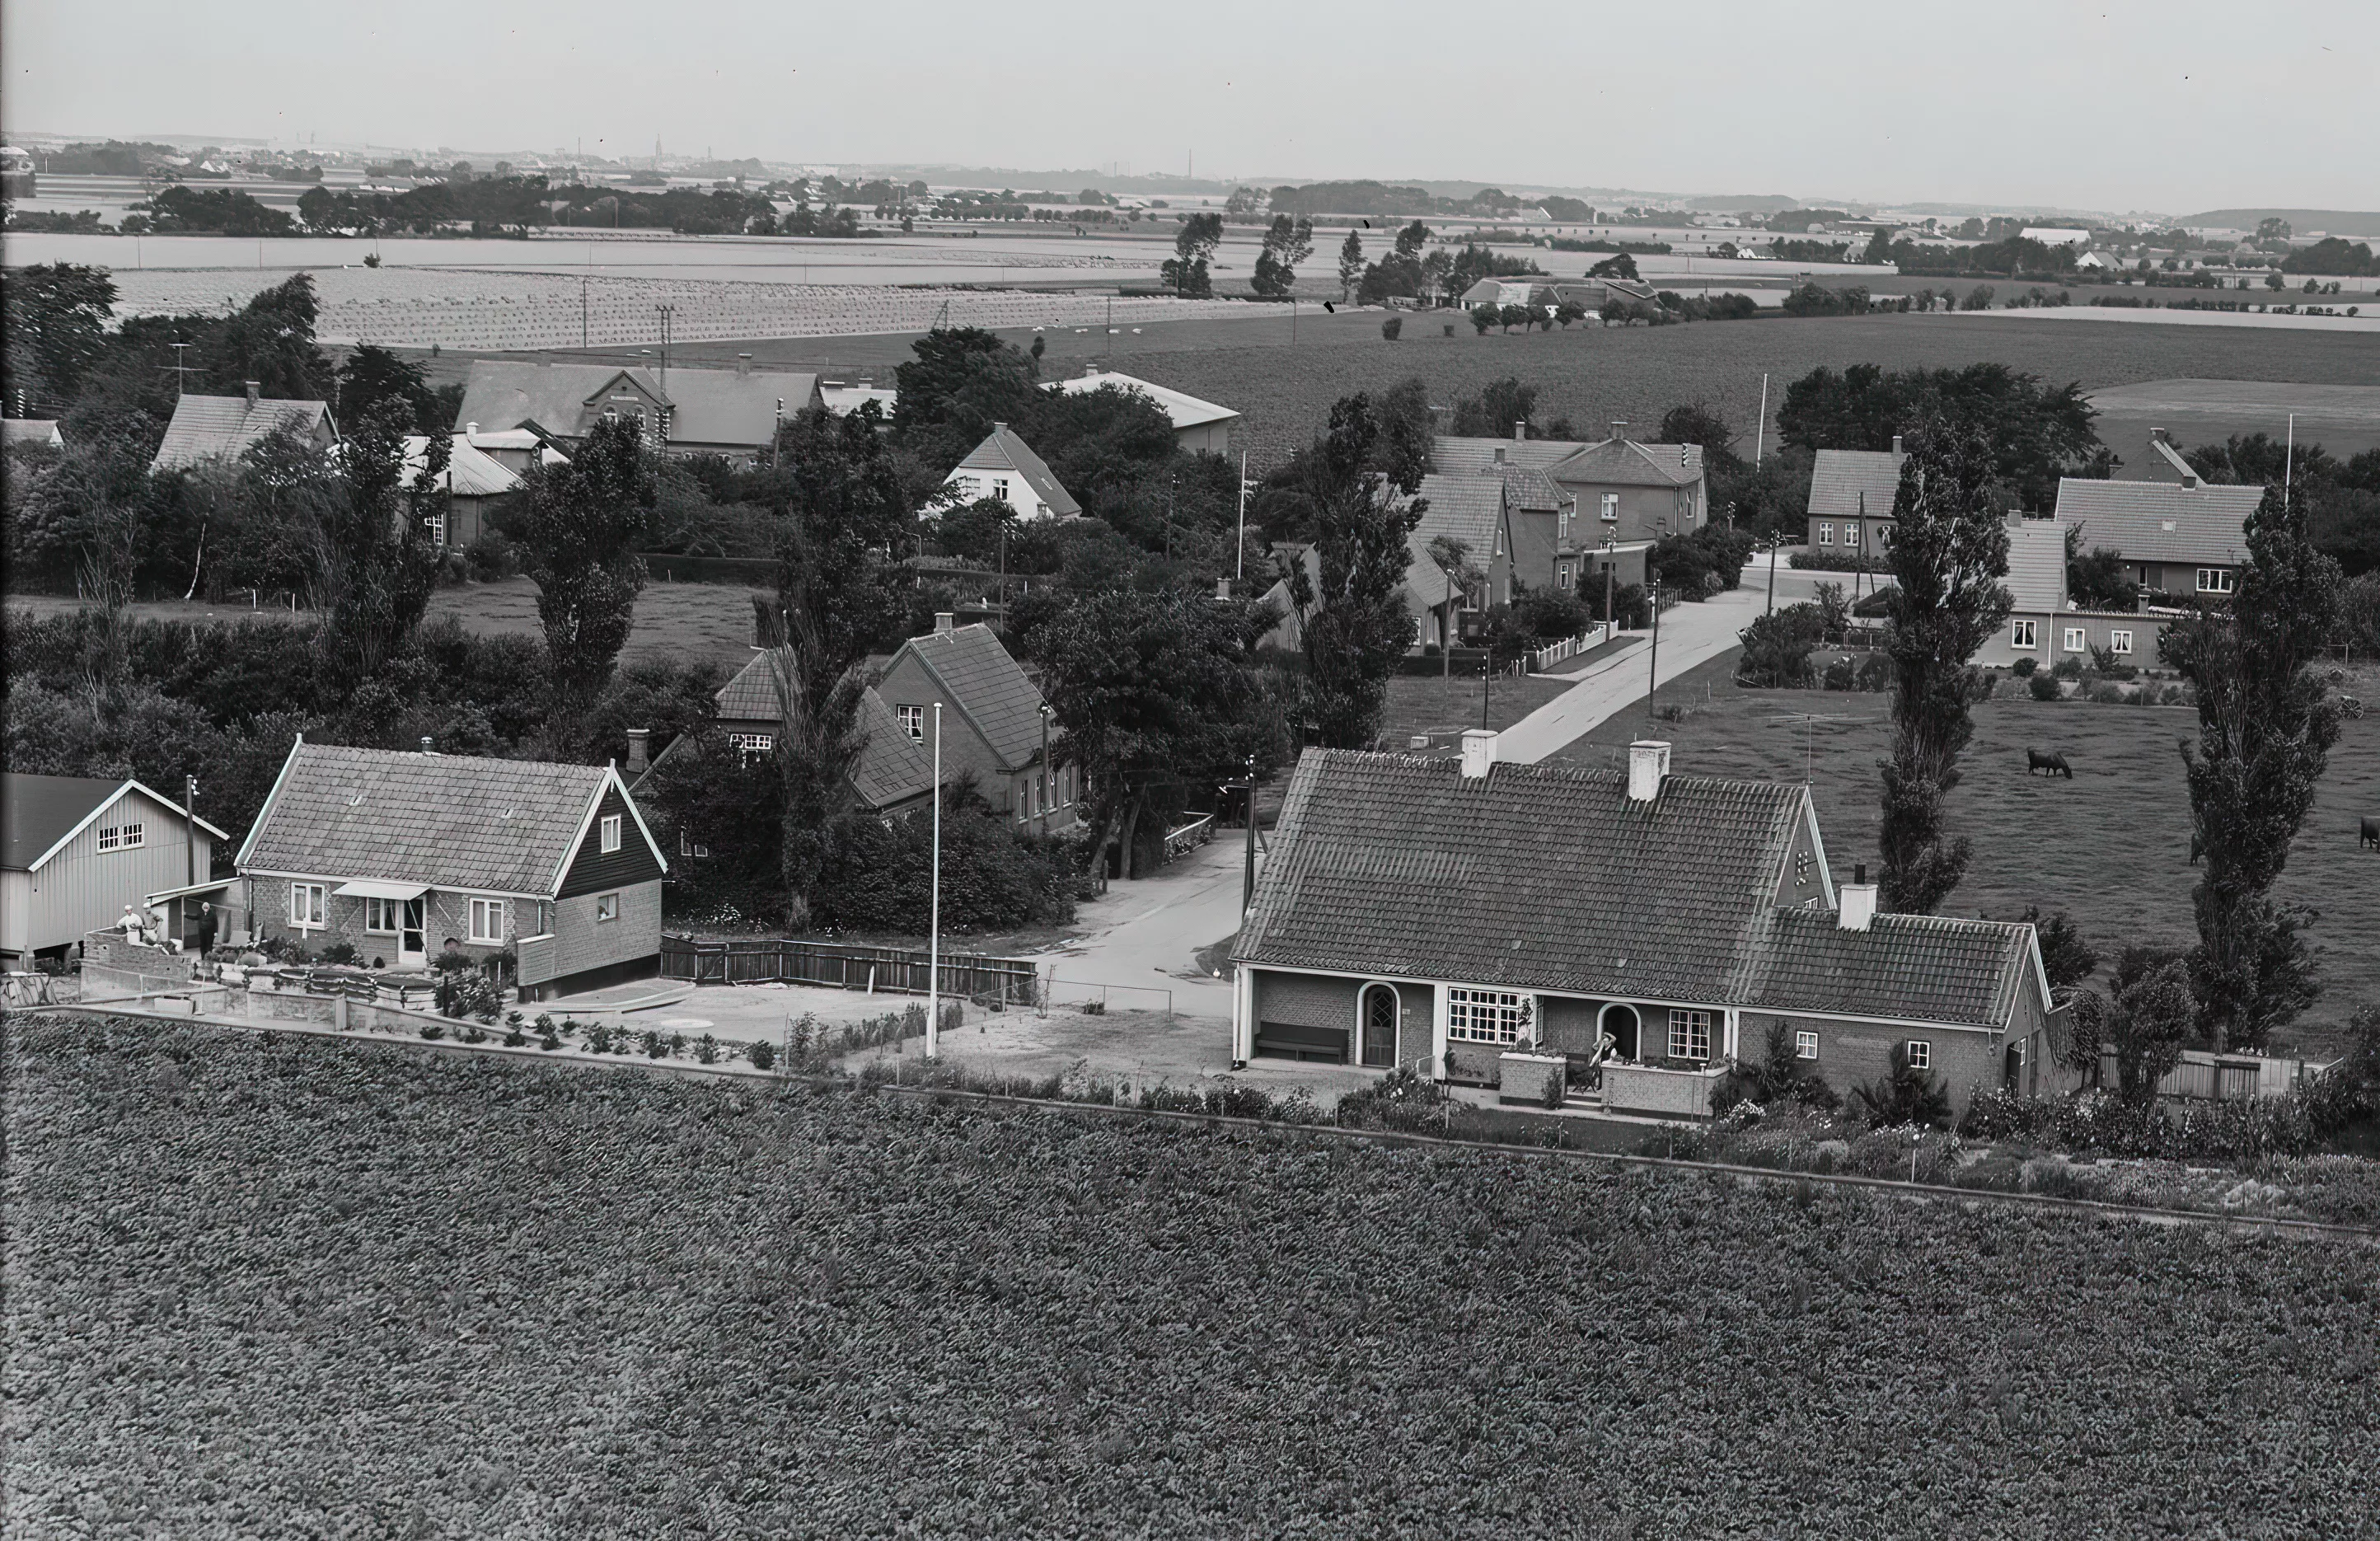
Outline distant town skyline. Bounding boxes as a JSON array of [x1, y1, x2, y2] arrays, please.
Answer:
[[3, 0, 2376, 213]]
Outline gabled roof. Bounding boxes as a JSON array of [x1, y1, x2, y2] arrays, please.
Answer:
[[892, 622, 1049, 770], [454, 360, 820, 451], [1745, 908, 2037, 1029], [714, 649, 785, 725], [1236, 750, 1814, 1004], [1544, 437, 1705, 489], [1493, 465, 1567, 511], [2003, 518, 2068, 613], [2051, 477, 2263, 566], [2, 419, 63, 449], [1411, 473, 1506, 558], [3, 774, 227, 873], [2144, 435, 2200, 483], [850, 687, 936, 811], [1435, 436, 1581, 475], [402, 433, 522, 499], [1807, 448, 1905, 521], [237, 740, 657, 897], [151, 393, 336, 471], [950, 425, 1081, 518], [658, 366, 822, 447], [1404, 533, 1456, 611], [457, 362, 646, 440], [1049, 370, 1239, 432]]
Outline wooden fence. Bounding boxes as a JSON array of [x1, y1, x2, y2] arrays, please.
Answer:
[[659, 935, 1039, 1005], [2093, 1047, 2326, 1103]]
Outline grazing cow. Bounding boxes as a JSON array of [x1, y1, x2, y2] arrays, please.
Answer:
[[2363, 816, 2379, 851], [2190, 833, 2205, 865], [2026, 748, 2073, 779]]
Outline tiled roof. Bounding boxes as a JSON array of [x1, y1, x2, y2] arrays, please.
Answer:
[[1435, 436, 1581, 475], [658, 366, 822, 448], [952, 425, 1082, 518], [1806, 448, 1905, 521], [1745, 908, 2034, 1028], [1050, 370, 1239, 430], [238, 741, 621, 897], [1236, 750, 1812, 1003], [2003, 518, 2067, 613], [1404, 533, 1456, 610], [714, 649, 785, 725], [897, 623, 1049, 770], [850, 688, 935, 810], [2145, 437, 2199, 483], [1412, 473, 1506, 556], [2053, 477, 2263, 565], [457, 363, 644, 440], [3, 774, 119, 869], [1545, 438, 1704, 489], [1495, 465, 1567, 511], [455, 361, 820, 451], [151, 394, 335, 471]]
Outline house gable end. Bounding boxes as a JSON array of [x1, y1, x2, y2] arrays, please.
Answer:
[[556, 781, 668, 899]]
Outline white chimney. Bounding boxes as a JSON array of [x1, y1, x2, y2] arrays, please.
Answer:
[[1213, 577, 1231, 601], [934, 611, 955, 634], [465, 421, 479, 436], [1626, 740, 1670, 802], [1839, 863, 1877, 932], [1459, 728, 1498, 780], [1890, 433, 1904, 455], [1512, 420, 1526, 442], [245, 380, 261, 406]]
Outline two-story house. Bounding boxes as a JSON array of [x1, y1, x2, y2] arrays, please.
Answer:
[[456, 357, 825, 461], [1436, 428, 1708, 592], [2050, 472, 2264, 603], [944, 424, 1082, 521], [1231, 737, 2057, 1121], [1804, 439, 1905, 556], [873, 616, 1080, 829], [237, 738, 668, 998]]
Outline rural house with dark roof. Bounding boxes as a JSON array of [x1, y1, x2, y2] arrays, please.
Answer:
[[1803, 440, 1906, 557], [2, 774, 232, 967], [149, 383, 338, 473], [455, 358, 823, 461], [237, 739, 668, 998], [1231, 736, 2055, 1119], [666, 649, 937, 817], [1436, 428, 1708, 592], [874, 616, 1080, 830], [2051, 471, 2265, 602]]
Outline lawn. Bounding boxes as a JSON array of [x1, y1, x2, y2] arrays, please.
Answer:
[[7, 1015, 2376, 1539], [1380, 667, 1572, 749], [1548, 648, 2380, 1059]]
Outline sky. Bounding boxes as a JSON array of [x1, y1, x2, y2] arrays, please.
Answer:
[[5, 0, 2376, 214]]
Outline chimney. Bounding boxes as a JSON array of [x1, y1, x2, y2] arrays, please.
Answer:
[[1890, 433, 1903, 455], [419, 736, 435, 755], [1512, 420, 1526, 442], [1609, 419, 1628, 443], [990, 420, 1008, 434], [736, 353, 752, 377], [1626, 740, 1670, 802], [1459, 728, 1498, 780], [1838, 863, 1878, 932], [1084, 363, 1101, 377], [625, 728, 650, 775], [2150, 426, 2169, 446], [934, 611, 955, 634], [245, 380, 261, 406], [465, 421, 479, 437]]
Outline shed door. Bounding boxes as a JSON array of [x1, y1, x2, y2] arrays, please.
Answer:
[[1361, 985, 1398, 1068]]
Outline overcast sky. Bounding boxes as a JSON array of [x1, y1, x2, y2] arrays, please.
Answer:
[[6, 0, 2374, 213]]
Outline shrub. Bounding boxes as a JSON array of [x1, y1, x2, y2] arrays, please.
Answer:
[[1854, 1044, 1951, 1130], [1822, 657, 1857, 691], [696, 1034, 719, 1065], [321, 942, 360, 967], [2087, 682, 2126, 704], [749, 1038, 776, 1071], [1787, 550, 1893, 573], [435, 971, 503, 1022], [1853, 653, 1894, 692], [1380, 316, 1402, 340], [464, 532, 518, 581], [1649, 524, 1755, 597], [585, 1022, 615, 1054], [419, 1023, 444, 1041], [2028, 673, 2063, 701], [2050, 656, 2083, 682], [1736, 602, 1825, 686], [504, 1024, 527, 1047], [1469, 303, 1497, 335], [2011, 656, 2037, 677]]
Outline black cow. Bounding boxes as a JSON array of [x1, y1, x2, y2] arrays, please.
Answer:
[[2362, 816, 2379, 851], [2026, 748, 2073, 779], [2190, 833, 2205, 866]]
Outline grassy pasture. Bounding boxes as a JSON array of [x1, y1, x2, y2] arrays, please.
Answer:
[[1548, 647, 2380, 1059], [7, 1016, 2377, 1539]]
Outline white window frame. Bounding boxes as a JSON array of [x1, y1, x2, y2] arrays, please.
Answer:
[[1446, 986, 1528, 1045], [1599, 493, 1619, 524], [1905, 1039, 1932, 1071], [1795, 1029, 1820, 1061], [728, 731, 775, 767], [289, 883, 327, 930], [1816, 522, 1833, 546], [897, 705, 925, 740], [364, 897, 400, 934], [468, 897, 507, 945], [992, 477, 1010, 502], [2195, 567, 2234, 594], [599, 814, 622, 854], [425, 509, 448, 548], [1556, 561, 1572, 588], [1667, 1008, 1712, 1062], [595, 892, 620, 924], [1843, 522, 1860, 548], [2110, 630, 2134, 654], [2011, 620, 2037, 649], [2063, 627, 2087, 653]]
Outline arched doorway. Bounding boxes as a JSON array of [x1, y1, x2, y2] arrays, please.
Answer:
[[1360, 984, 1399, 1068], [1599, 1002, 1641, 1061]]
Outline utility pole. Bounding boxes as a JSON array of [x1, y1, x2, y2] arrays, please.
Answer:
[[1754, 372, 1769, 467], [1480, 658, 1492, 730], [1039, 705, 1053, 838], [1603, 532, 1617, 634], [1645, 580, 1663, 721], [1766, 541, 1779, 616], [926, 703, 943, 1061], [1235, 450, 1249, 580], [1220, 756, 1259, 911]]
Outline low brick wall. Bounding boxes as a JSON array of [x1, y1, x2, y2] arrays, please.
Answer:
[[1604, 1062, 1726, 1119], [1497, 1052, 1567, 1108]]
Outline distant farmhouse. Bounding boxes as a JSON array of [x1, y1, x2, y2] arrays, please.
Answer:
[[944, 424, 1080, 521], [150, 383, 338, 473], [1804, 438, 1906, 555], [1048, 367, 1239, 454], [456, 358, 823, 461]]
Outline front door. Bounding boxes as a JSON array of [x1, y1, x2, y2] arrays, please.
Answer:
[[399, 898, 427, 967], [1361, 985, 1398, 1068]]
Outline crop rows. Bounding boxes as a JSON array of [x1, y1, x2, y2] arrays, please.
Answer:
[[7, 1014, 2377, 1539]]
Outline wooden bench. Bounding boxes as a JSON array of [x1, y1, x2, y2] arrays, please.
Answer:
[[1254, 1020, 1349, 1064]]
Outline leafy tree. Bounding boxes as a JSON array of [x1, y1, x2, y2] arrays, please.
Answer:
[[641, 728, 789, 925], [208, 274, 333, 401], [1469, 303, 1497, 335], [2021, 905, 2099, 989], [1164, 212, 1225, 297], [1735, 602, 1825, 686], [2, 263, 117, 412], [1778, 363, 2102, 514], [1337, 229, 1364, 300], [1448, 377, 1570, 440], [1424, 534, 1479, 678], [1497, 304, 1531, 334], [2064, 524, 2139, 611], [2161, 484, 2345, 1049], [312, 402, 447, 689], [1394, 219, 1431, 259], [1289, 393, 1424, 747], [503, 416, 656, 734], [1590, 252, 1639, 280], [1876, 418, 2012, 915], [889, 326, 1042, 485], [1251, 215, 1316, 298], [335, 344, 442, 432], [2070, 949, 2197, 1103]]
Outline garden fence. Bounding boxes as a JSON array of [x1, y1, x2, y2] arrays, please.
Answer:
[[660, 935, 1039, 1006], [1163, 813, 1216, 862], [1530, 625, 1610, 673]]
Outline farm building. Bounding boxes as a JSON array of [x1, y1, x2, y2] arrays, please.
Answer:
[[1804, 439, 1905, 555], [455, 358, 823, 461], [2, 774, 231, 967], [1231, 738, 2059, 1120], [237, 739, 667, 999], [1048, 367, 1239, 454], [150, 384, 338, 473], [944, 424, 1081, 521]]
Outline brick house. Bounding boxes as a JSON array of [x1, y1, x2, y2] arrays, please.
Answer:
[[1231, 737, 2057, 1119], [1436, 429, 1708, 593], [1803, 441, 1905, 556], [873, 616, 1080, 830], [2051, 472, 2263, 604], [237, 739, 667, 998], [456, 358, 824, 461]]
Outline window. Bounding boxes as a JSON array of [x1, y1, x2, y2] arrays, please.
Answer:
[[96, 821, 143, 852], [2011, 620, 2037, 649], [897, 705, 925, 740], [2111, 630, 2134, 654], [365, 897, 400, 934], [1556, 561, 1572, 588], [595, 892, 620, 924], [1816, 522, 1833, 546], [957, 476, 978, 499], [425, 510, 448, 548], [1599, 493, 1619, 523], [1795, 1029, 1820, 1061], [289, 883, 326, 928], [2196, 568, 2235, 594], [1904, 1040, 1932, 1071], [1843, 522, 1860, 549], [2064, 627, 2087, 653], [468, 897, 507, 944], [728, 731, 775, 767], [1447, 987, 1528, 1044], [1667, 1009, 1712, 1061], [599, 814, 621, 854], [992, 478, 1010, 502]]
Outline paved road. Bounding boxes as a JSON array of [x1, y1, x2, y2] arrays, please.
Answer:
[[1024, 837, 1244, 1019], [1497, 579, 1766, 762]]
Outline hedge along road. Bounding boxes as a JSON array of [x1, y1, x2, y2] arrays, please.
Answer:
[[1496, 576, 1765, 763]]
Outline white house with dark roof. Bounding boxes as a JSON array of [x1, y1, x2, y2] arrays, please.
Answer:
[[150, 384, 338, 473], [1232, 738, 2057, 1118], [237, 739, 667, 998], [1804, 440, 1906, 556], [1048, 367, 1239, 454], [944, 423, 1081, 520], [455, 358, 823, 461], [2, 774, 231, 967]]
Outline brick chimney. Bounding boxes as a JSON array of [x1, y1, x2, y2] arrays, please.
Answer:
[[245, 380, 260, 406], [1891, 433, 1904, 455], [1626, 740, 1670, 802], [1838, 863, 1877, 931], [1512, 420, 1526, 442], [419, 736, 435, 755], [934, 611, 955, 634], [1459, 728, 1498, 780], [625, 728, 650, 775]]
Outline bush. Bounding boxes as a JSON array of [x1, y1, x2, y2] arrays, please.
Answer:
[[1735, 602, 1825, 686], [321, 941, 360, 967], [2011, 656, 2038, 677], [435, 970, 503, 1022], [813, 782, 1080, 934], [463, 532, 518, 581], [1649, 524, 1755, 597], [1822, 657, 1857, 691], [1853, 653, 1893, 692], [1854, 1044, 1951, 1130], [2087, 682, 2127, 704], [1469, 303, 1497, 335], [748, 1038, 776, 1071], [1380, 316, 1402, 340], [1787, 550, 1892, 573], [2051, 656, 2083, 682], [2028, 673, 2063, 702]]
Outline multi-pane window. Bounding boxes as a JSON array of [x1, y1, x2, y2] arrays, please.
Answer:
[[1816, 522, 1834, 546], [289, 883, 327, 928], [1447, 987, 1528, 1044], [728, 732, 775, 767], [1556, 561, 1572, 588], [1600, 493, 1619, 523], [1844, 522, 1860, 549], [2064, 627, 2087, 653], [425, 511, 448, 548], [1795, 1029, 1820, 1061], [1904, 1040, 1932, 1071], [2011, 620, 2037, 649], [365, 897, 400, 934], [468, 897, 506, 944], [2196, 568, 2235, 593], [600, 814, 622, 854], [992, 478, 1010, 502], [897, 705, 925, 740], [2111, 630, 2134, 654], [595, 892, 620, 924], [98, 821, 144, 851], [1667, 1008, 1712, 1061]]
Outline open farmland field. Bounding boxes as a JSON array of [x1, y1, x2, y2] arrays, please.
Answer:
[[7, 1015, 2378, 1539], [1548, 647, 2380, 1060]]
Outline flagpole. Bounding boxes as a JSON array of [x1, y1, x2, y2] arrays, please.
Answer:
[[927, 702, 943, 1061]]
